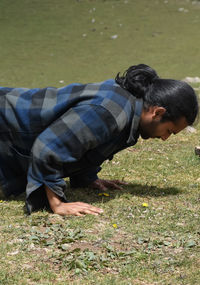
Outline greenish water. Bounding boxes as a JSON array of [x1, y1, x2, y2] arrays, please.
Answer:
[[0, 0, 200, 87]]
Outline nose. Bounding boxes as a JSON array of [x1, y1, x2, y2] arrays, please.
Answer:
[[161, 133, 171, 141]]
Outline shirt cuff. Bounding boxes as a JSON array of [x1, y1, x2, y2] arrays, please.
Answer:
[[25, 179, 68, 214]]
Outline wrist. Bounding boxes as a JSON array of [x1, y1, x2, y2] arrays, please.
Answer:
[[51, 200, 63, 212], [52, 202, 66, 215], [45, 185, 63, 212]]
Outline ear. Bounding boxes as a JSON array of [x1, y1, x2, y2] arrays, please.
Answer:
[[152, 106, 166, 120]]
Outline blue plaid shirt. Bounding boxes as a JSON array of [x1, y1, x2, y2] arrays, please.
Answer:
[[0, 80, 143, 213]]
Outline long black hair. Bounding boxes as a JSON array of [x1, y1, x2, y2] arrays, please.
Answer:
[[115, 64, 199, 125]]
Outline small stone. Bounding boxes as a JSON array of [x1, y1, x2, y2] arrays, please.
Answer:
[[8, 250, 19, 256], [186, 126, 197, 133], [184, 76, 200, 83], [195, 146, 200, 156], [110, 34, 118, 39]]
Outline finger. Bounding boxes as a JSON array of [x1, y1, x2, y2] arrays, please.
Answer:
[[74, 204, 104, 214], [110, 180, 128, 185], [84, 206, 104, 214], [80, 208, 103, 214], [81, 209, 99, 216], [93, 181, 108, 191], [75, 202, 103, 211], [75, 212, 84, 217], [91, 208, 104, 213], [76, 202, 96, 206], [89, 180, 109, 191], [75, 206, 103, 216], [98, 184, 108, 191], [103, 181, 123, 190], [73, 208, 99, 216], [111, 184, 123, 190]]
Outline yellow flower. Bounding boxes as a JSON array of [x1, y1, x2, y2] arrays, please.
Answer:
[[142, 202, 148, 207], [113, 224, 118, 228], [0, 200, 3, 203], [98, 193, 109, 197]]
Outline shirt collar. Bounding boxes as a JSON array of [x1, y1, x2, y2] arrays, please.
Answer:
[[126, 98, 143, 145]]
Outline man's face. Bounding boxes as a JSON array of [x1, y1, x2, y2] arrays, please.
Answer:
[[139, 106, 188, 140]]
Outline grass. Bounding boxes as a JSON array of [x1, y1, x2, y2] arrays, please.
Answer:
[[0, 0, 200, 284], [1, 124, 199, 285]]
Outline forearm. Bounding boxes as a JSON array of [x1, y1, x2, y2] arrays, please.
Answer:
[[45, 185, 63, 213]]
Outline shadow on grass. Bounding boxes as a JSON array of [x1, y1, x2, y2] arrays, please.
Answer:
[[0, 190, 26, 202], [65, 182, 182, 204], [125, 183, 181, 196], [0, 183, 181, 214]]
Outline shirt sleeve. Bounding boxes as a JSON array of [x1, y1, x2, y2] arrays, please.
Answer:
[[25, 104, 119, 213], [69, 166, 102, 188]]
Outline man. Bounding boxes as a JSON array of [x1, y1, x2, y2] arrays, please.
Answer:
[[0, 64, 198, 216]]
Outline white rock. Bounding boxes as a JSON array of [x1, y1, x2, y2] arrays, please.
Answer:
[[8, 250, 19, 256], [110, 34, 118, 39], [186, 126, 197, 133], [178, 7, 189, 12], [183, 76, 200, 83], [91, 18, 95, 23]]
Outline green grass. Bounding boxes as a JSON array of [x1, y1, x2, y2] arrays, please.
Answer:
[[0, 0, 200, 284]]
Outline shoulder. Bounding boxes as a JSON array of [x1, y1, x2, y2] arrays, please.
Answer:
[[91, 80, 136, 132]]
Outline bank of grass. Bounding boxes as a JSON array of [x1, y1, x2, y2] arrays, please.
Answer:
[[0, 0, 200, 284], [0, 0, 200, 86], [0, 126, 200, 285]]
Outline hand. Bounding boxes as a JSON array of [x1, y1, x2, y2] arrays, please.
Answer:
[[89, 179, 128, 191], [45, 185, 103, 217], [53, 201, 104, 217]]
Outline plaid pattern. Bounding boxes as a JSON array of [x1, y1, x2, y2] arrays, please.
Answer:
[[0, 80, 143, 213]]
